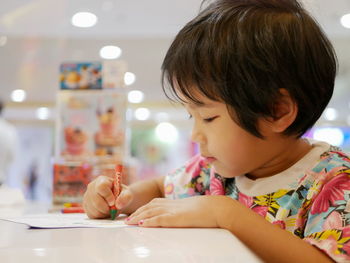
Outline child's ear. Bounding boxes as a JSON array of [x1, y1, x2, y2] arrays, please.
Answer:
[[267, 88, 298, 133]]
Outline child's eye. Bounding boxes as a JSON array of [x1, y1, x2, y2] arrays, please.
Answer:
[[203, 116, 218, 123], [188, 114, 193, 120]]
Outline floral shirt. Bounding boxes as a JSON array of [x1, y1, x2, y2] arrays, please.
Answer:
[[164, 141, 350, 262]]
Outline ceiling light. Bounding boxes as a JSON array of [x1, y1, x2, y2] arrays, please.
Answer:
[[71, 12, 98, 28], [11, 89, 26, 102], [340, 13, 350, 29], [99, 45, 122, 59], [128, 90, 144, 103], [134, 108, 150, 121], [36, 107, 50, 120], [124, 72, 136, 86]]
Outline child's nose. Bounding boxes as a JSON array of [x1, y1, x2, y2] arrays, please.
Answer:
[[191, 125, 205, 144]]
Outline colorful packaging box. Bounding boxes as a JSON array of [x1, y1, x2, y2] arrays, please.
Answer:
[[60, 62, 102, 90], [53, 162, 93, 204]]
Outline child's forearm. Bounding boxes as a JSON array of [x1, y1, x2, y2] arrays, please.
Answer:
[[217, 198, 332, 263], [120, 176, 165, 215]]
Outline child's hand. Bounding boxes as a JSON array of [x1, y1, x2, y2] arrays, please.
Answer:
[[125, 195, 233, 227], [83, 176, 133, 219]]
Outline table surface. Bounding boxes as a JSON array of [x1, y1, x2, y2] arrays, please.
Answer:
[[0, 203, 262, 263]]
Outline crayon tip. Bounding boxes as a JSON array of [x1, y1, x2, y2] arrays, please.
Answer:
[[110, 209, 117, 220], [115, 164, 123, 173]]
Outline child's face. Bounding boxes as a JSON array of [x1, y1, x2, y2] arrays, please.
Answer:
[[183, 93, 283, 179]]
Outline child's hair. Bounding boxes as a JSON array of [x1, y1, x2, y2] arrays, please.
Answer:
[[161, 0, 337, 138]]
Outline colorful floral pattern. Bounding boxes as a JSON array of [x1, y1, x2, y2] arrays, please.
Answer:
[[164, 147, 350, 262]]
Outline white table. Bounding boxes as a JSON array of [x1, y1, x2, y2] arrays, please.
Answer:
[[0, 203, 262, 263]]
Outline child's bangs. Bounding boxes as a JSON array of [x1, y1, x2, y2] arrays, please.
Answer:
[[162, 69, 220, 106], [162, 34, 222, 105]]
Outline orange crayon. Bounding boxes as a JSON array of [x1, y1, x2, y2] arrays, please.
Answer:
[[110, 164, 123, 220], [61, 207, 85, 213]]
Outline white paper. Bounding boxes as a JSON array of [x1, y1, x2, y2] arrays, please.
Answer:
[[0, 213, 131, 229]]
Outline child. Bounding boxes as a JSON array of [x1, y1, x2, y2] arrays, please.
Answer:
[[83, 0, 350, 262]]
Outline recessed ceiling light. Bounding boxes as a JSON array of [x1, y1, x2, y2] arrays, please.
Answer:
[[99, 45, 122, 59], [36, 107, 50, 120], [340, 13, 350, 29], [11, 89, 26, 102], [134, 108, 150, 121], [128, 90, 144, 103], [124, 72, 136, 86], [71, 12, 98, 28]]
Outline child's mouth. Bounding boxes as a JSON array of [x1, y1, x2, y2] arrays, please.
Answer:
[[203, 157, 216, 163]]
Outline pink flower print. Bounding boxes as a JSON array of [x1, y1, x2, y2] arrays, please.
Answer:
[[342, 228, 350, 255], [311, 173, 350, 214], [185, 155, 202, 178], [342, 227, 350, 237], [252, 206, 268, 218], [323, 211, 343, 230], [164, 183, 174, 195], [238, 193, 253, 208], [324, 166, 349, 183], [195, 182, 203, 193], [272, 220, 286, 229], [210, 176, 225, 195], [238, 193, 268, 217], [343, 241, 350, 256]]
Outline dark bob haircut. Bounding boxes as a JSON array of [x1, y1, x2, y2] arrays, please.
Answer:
[[161, 0, 337, 138]]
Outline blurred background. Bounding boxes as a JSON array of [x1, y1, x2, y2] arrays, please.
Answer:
[[0, 0, 349, 203]]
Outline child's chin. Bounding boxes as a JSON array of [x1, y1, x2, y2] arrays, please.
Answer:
[[213, 164, 239, 178]]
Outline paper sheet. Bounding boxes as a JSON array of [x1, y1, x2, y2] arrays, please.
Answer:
[[0, 213, 131, 229]]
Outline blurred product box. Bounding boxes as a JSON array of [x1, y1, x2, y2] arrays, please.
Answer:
[[53, 61, 128, 204]]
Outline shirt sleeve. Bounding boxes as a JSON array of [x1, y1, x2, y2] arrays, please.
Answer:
[[164, 154, 213, 199], [303, 165, 350, 263]]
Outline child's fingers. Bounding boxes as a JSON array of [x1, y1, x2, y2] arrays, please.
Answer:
[[94, 176, 115, 206], [115, 185, 133, 209], [83, 175, 116, 219], [91, 192, 111, 214], [84, 194, 109, 219], [138, 214, 173, 227], [126, 206, 165, 225]]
